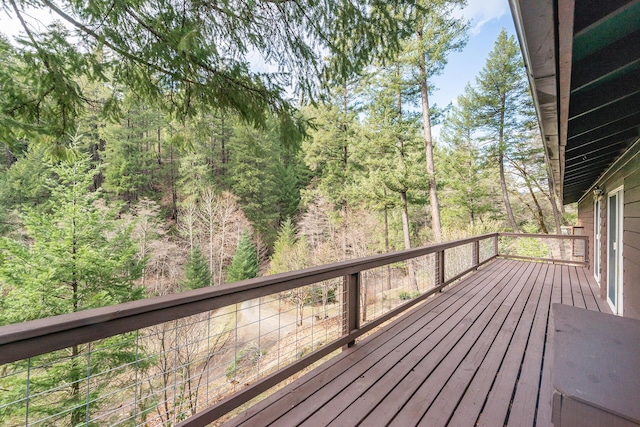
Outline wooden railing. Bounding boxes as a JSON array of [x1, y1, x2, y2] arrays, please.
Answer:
[[0, 232, 587, 426]]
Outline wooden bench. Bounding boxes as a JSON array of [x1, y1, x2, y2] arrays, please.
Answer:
[[552, 304, 640, 426]]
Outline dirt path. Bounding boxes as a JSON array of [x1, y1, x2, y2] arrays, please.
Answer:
[[235, 297, 299, 348]]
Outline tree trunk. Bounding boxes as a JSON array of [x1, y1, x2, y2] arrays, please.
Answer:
[[400, 191, 418, 290], [525, 178, 548, 233], [417, 33, 442, 243], [383, 189, 392, 291], [499, 153, 519, 232], [468, 157, 475, 228], [547, 167, 563, 233], [341, 82, 349, 261]]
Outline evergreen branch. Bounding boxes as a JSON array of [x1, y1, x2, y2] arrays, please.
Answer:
[[41, 0, 199, 85]]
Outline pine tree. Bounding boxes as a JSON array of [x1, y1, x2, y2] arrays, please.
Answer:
[[226, 119, 308, 247], [226, 231, 259, 283], [474, 29, 535, 232], [269, 219, 312, 324], [440, 85, 495, 229], [362, 62, 427, 250], [181, 247, 213, 290], [0, 153, 146, 425], [269, 218, 309, 274], [404, 0, 469, 242]]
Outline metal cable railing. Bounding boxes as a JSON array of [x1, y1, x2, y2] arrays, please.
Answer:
[[0, 233, 587, 426]]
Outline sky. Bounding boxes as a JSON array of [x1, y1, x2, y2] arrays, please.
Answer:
[[0, 0, 515, 122], [431, 0, 515, 110]]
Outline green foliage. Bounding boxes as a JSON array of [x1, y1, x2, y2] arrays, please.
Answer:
[[225, 342, 264, 381], [181, 247, 212, 290], [399, 290, 421, 300], [403, 0, 469, 78], [227, 120, 309, 246], [302, 83, 363, 210], [0, 145, 52, 209], [0, 154, 146, 424], [362, 64, 427, 201], [473, 29, 536, 157], [269, 218, 310, 274], [226, 231, 258, 282], [2, 0, 421, 149], [0, 156, 145, 323], [101, 101, 164, 201], [439, 86, 496, 228]]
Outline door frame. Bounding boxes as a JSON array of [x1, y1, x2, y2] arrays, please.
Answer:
[[594, 198, 601, 283], [607, 186, 624, 315]]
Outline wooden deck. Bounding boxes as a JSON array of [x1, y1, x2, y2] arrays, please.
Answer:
[[223, 259, 610, 427]]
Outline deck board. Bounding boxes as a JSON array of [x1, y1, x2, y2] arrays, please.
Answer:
[[230, 259, 510, 427], [536, 262, 564, 426], [223, 259, 611, 427]]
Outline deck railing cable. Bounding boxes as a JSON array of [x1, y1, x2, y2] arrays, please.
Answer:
[[0, 233, 586, 426]]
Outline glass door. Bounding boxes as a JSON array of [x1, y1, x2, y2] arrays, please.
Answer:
[[607, 187, 623, 314]]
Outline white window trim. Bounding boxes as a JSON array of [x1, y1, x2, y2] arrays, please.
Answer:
[[607, 186, 624, 315], [594, 198, 601, 284]]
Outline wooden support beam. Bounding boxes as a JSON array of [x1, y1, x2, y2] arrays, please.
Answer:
[[436, 250, 445, 290], [345, 272, 360, 348], [473, 240, 481, 268]]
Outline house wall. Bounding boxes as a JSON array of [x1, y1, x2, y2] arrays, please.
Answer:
[[577, 143, 640, 318], [578, 199, 594, 276]]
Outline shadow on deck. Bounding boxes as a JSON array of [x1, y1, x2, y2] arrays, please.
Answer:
[[224, 259, 610, 427]]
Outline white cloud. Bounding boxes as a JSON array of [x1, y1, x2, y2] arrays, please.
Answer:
[[460, 0, 509, 35], [1, 6, 63, 40]]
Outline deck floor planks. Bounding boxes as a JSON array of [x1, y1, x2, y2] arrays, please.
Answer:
[[223, 260, 610, 427], [561, 262, 574, 305], [359, 262, 536, 427], [248, 261, 518, 427], [576, 267, 601, 311], [227, 261, 510, 427], [569, 265, 587, 309], [507, 263, 555, 426], [299, 262, 532, 427], [535, 262, 564, 427], [445, 262, 549, 427], [409, 263, 550, 427], [475, 262, 551, 427]]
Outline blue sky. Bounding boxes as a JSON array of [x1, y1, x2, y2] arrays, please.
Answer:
[[431, 0, 515, 111]]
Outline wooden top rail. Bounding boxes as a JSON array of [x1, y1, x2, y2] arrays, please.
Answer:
[[0, 232, 589, 366], [498, 232, 588, 240], [0, 233, 497, 365]]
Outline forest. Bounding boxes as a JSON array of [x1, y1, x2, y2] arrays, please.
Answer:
[[0, 0, 571, 424]]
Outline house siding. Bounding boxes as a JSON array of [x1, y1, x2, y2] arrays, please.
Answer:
[[578, 143, 640, 318], [578, 199, 594, 276]]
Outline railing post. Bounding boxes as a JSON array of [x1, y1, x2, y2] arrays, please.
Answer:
[[584, 236, 590, 268], [473, 240, 480, 268], [494, 234, 499, 257], [436, 250, 445, 291], [343, 272, 360, 348]]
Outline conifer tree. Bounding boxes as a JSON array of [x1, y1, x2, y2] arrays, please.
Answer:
[[226, 231, 258, 283], [269, 218, 312, 324], [404, 0, 469, 242], [440, 86, 494, 229], [181, 247, 212, 290], [0, 153, 146, 425], [474, 29, 534, 232]]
